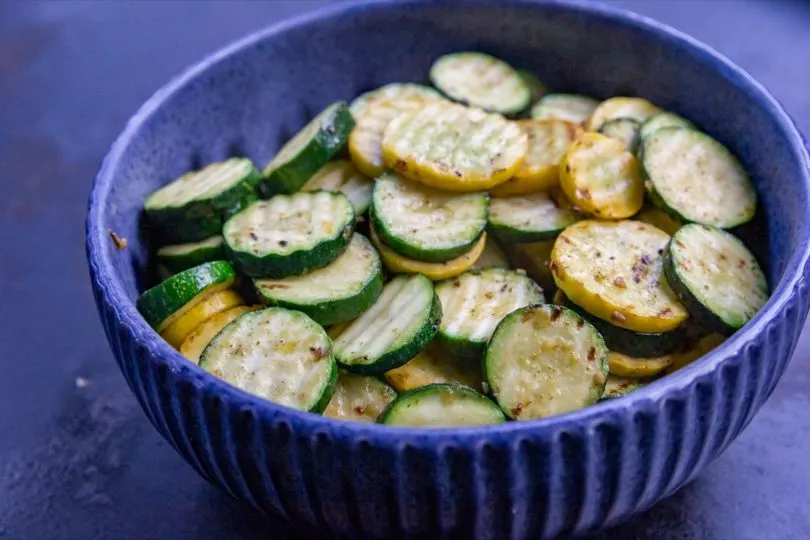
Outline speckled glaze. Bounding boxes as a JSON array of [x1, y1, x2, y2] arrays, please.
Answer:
[[85, 1, 810, 538]]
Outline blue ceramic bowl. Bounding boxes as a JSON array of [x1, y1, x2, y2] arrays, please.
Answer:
[[86, 1, 810, 537]]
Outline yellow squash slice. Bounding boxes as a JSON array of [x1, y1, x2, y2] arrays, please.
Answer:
[[160, 289, 245, 348], [607, 351, 673, 378], [179, 305, 255, 363], [584, 97, 662, 132], [384, 343, 483, 393]]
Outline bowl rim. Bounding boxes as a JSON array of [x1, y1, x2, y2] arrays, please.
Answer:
[[87, 0, 810, 442]]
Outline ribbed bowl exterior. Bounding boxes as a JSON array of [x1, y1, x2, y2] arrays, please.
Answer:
[[86, 1, 810, 538]]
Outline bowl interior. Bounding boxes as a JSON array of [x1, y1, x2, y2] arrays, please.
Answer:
[[92, 0, 808, 370]]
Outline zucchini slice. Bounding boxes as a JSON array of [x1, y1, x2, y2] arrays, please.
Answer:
[[371, 172, 489, 262], [381, 100, 527, 192], [435, 268, 544, 359], [383, 343, 483, 393], [179, 305, 255, 363], [323, 371, 397, 423], [223, 191, 355, 278], [429, 52, 530, 116], [470, 236, 509, 270], [157, 235, 225, 274], [584, 97, 662, 132], [607, 351, 672, 378], [144, 158, 260, 244], [300, 159, 374, 214], [160, 288, 245, 348], [348, 96, 428, 178], [379, 383, 505, 427], [332, 274, 441, 375], [666, 332, 726, 373], [638, 112, 694, 140], [253, 233, 382, 326], [490, 119, 581, 196], [349, 83, 442, 118], [635, 205, 682, 236], [640, 127, 757, 228], [500, 240, 556, 292], [559, 132, 644, 219], [598, 117, 640, 152], [488, 191, 582, 243], [665, 224, 768, 334], [484, 304, 608, 420], [517, 69, 548, 104], [530, 94, 599, 125], [259, 102, 354, 197], [550, 220, 688, 333], [200, 307, 337, 413], [600, 375, 646, 400], [370, 222, 487, 281], [136, 260, 237, 331]]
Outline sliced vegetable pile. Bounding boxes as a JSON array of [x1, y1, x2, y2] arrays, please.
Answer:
[[136, 51, 768, 427]]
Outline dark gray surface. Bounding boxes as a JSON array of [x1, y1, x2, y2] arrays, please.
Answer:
[[0, 1, 808, 538]]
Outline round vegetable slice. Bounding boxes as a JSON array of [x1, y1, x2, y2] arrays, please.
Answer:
[[517, 69, 547, 104], [598, 117, 640, 152], [323, 371, 397, 423], [500, 240, 556, 292], [383, 342, 483, 393], [349, 83, 442, 118], [223, 191, 355, 278], [370, 222, 486, 281], [436, 268, 544, 359], [157, 235, 225, 274], [332, 274, 441, 375], [429, 52, 530, 115], [638, 112, 694, 140], [666, 332, 726, 373], [144, 158, 260, 244], [635, 205, 682, 236], [530, 94, 599, 125], [550, 220, 688, 333], [136, 260, 237, 331], [160, 288, 245, 348], [348, 96, 428, 178], [490, 119, 581, 196], [300, 159, 374, 214], [259, 102, 355, 197], [584, 97, 662, 132], [381, 100, 527, 191], [488, 191, 582, 243], [371, 172, 489, 262], [559, 132, 644, 219], [640, 127, 757, 228], [665, 224, 768, 334], [607, 351, 673, 378], [200, 307, 337, 412], [253, 233, 382, 326], [179, 305, 256, 363], [484, 304, 608, 420], [600, 375, 646, 400], [379, 383, 505, 427], [470, 236, 509, 270]]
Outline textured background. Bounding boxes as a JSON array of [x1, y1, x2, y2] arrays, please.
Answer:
[[1, 1, 808, 538]]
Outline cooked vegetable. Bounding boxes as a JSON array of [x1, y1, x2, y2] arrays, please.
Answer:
[[485, 304, 608, 420], [635, 205, 682, 235], [490, 119, 580, 196], [436, 268, 544, 359], [500, 240, 556, 291], [550, 220, 688, 333], [223, 191, 355, 278], [531, 94, 599, 124], [640, 127, 757, 228], [300, 159, 374, 214], [323, 371, 397, 423], [160, 288, 245, 348], [137, 260, 237, 331], [607, 351, 673, 378], [200, 307, 337, 412], [665, 224, 768, 334], [638, 112, 694, 140], [379, 383, 505, 427], [600, 375, 646, 400], [584, 97, 662, 132], [666, 332, 726, 373], [598, 117, 640, 152], [381, 100, 527, 191], [370, 222, 486, 280], [559, 132, 644, 219], [383, 343, 483, 393], [429, 52, 530, 115], [470, 237, 509, 270], [144, 158, 259, 243], [371, 172, 489, 262], [349, 82, 442, 118], [253, 233, 382, 325], [179, 305, 255, 363], [332, 274, 441, 375], [488, 191, 582, 243], [259, 102, 354, 197], [157, 236, 225, 274], [517, 69, 547, 104]]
